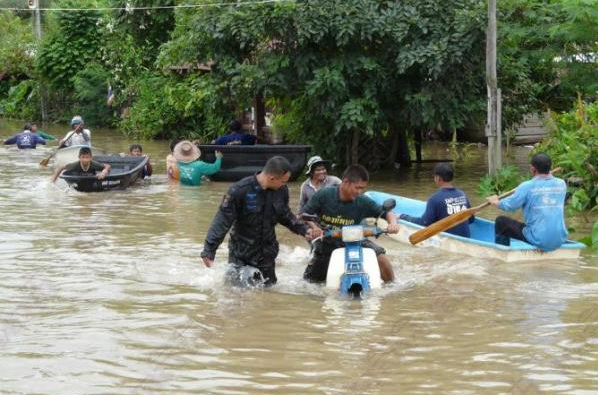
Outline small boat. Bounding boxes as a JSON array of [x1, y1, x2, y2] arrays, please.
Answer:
[[53, 145, 108, 168], [197, 144, 311, 181], [366, 190, 586, 262], [60, 155, 148, 192]]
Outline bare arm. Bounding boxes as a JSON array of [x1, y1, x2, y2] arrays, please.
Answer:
[[385, 211, 399, 233], [51, 165, 66, 183], [97, 164, 111, 180]]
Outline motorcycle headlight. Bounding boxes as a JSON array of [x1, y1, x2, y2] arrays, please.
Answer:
[[342, 225, 364, 242]]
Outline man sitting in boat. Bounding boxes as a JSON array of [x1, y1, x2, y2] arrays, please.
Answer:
[[3, 123, 47, 149], [298, 155, 341, 212], [486, 152, 567, 251], [51, 146, 110, 183], [399, 163, 473, 238], [212, 120, 257, 145], [58, 116, 91, 148], [129, 144, 153, 179], [174, 140, 223, 186], [302, 164, 400, 283]]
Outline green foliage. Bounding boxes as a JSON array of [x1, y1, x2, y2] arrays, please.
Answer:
[[536, 97, 598, 212], [36, 4, 104, 90], [498, 0, 598, 125], [72, 63, 114, 126], [159, 0, 488, 164], [0, 80, 39, 120], [110, 0, 175, 65], [579, 221, 598, 250], [0, 11, 35, 80], [477, 164, 525, 197], [120, 73, 230, 140]]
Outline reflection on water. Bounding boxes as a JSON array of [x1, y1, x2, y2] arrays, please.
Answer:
[[1, 121, 597, 394]]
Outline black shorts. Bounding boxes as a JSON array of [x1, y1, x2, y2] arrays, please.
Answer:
[[303, 239, 386, 283], [495, 215, 528, 246]]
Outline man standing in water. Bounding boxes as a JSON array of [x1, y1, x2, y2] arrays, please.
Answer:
[[201, 156, 319, 286]]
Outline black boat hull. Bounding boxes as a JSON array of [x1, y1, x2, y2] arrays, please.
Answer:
[[59, 155, 148, 192], [197, 144, 311, 182]]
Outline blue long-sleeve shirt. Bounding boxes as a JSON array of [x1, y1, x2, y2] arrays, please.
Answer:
[[4, 131, 46, 149], [400, 187, 473, 237], [498, 174, 567, 251]]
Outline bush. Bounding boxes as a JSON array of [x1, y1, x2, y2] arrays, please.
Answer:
[[536, 97, 598, 212]]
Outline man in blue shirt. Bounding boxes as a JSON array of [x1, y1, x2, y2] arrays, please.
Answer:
[[400, 163, 473, 237], [3, 124, 47, 149], [213, 120, 257, 145], [487, 153, 567, 251]]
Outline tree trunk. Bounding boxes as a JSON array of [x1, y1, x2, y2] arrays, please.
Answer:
[[415, 129, 423, 163], [253, 93, 266, 142], [351, 129, 359, 164], [396, 128, 412, 168]]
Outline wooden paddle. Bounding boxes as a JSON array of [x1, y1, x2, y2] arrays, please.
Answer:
[[39, 131, 74, 167], [408, 167, 563, 245], [408, 189, 514, 245]]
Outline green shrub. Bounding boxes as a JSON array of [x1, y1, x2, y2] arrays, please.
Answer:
[[536, 97, 598, 212], [477, 164, 525, 197]]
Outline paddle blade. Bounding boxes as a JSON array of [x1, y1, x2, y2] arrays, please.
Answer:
[[408, 208, 475, 245], [39, 156, 51, 167]]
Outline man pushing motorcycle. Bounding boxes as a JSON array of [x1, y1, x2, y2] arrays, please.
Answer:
[[301, 164, 400, 283]]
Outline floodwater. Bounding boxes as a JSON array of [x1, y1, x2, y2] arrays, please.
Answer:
[[1, 121, 597, 395]]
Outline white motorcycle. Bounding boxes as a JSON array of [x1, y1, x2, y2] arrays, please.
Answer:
[[303, 198, 396, 297]]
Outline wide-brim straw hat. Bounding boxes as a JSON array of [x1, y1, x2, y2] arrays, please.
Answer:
[[305, 155, 331, 174], [174, 140, 201, 163]]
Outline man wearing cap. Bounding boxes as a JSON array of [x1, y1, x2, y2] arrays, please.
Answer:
[[298, 155, 341, 212], [58, 116, 91, 148], [174, 140, 223, 186], [200, 156, 320, 287]]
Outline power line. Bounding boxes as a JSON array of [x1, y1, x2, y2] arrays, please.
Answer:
[[0, 0, 294, 12]]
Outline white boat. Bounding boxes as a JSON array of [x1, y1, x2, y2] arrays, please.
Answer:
[[53, 145, 108, 168], [366, 190, 586, 262]]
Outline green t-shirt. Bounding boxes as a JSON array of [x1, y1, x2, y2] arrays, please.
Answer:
[[178, 158, 222, 186], [302, 186, 383, 228]]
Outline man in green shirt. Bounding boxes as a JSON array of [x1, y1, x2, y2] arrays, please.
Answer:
[[302, 164, 399, 283], [174, 140, 223, 186]]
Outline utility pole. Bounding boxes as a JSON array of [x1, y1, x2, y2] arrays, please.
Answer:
[[30, 0, 48, 122], [485, 0, 502, 175]]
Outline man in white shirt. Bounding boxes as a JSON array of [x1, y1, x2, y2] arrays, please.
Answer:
[[59, 116, 91, 147]]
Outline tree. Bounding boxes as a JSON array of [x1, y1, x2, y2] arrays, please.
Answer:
[[159, 0, 488, 165]]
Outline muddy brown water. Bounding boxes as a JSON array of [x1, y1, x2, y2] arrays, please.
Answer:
[[1, 121, 597, 394]]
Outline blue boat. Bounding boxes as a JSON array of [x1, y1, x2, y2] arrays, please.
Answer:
[[366, 190, 586, 262]]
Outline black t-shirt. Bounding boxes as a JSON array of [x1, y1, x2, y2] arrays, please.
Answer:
[[64, 160, 105, 176]]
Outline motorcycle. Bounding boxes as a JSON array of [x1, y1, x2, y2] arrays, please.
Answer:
[[302, 198, 396, 298]]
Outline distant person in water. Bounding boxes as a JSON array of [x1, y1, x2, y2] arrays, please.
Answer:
[[30, 123, 56, 141], [58, 116, 91, 148], [212, 120, 257, 145], [129, 143, 153, 179], [174, 140, 223, 186], [166, 137, 183, 180], [399, 163, 473, 238], [51, 146, 110, 183], [3, 123, 47, 149]]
